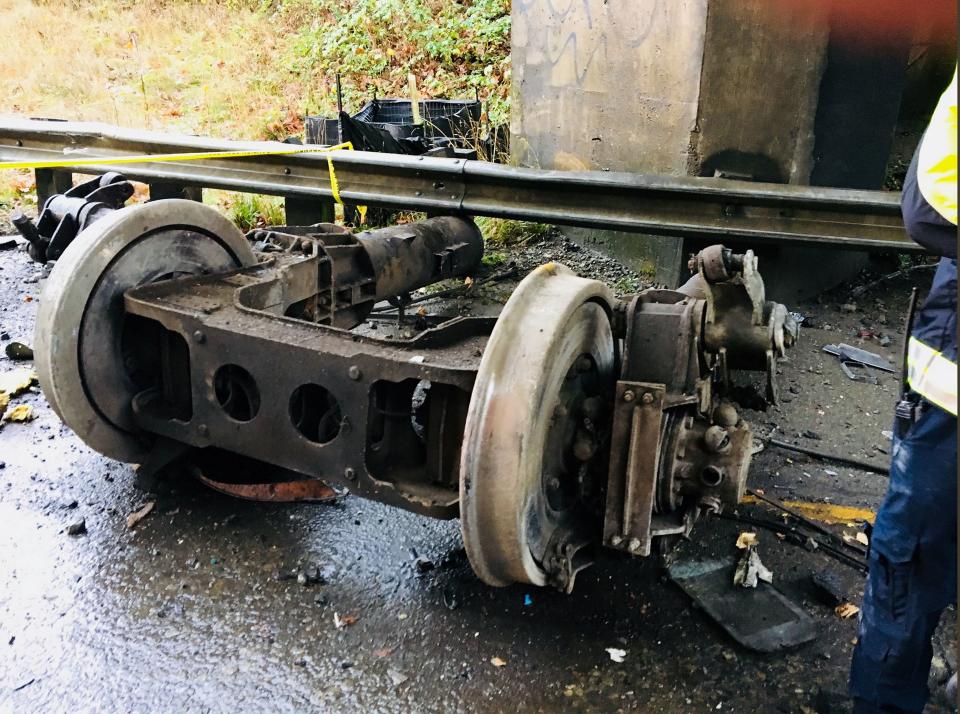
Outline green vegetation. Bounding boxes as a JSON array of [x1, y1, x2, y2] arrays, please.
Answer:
[[476, 217, 552, 246], [481, 249, 508, 267], [0, 0, 512, 228], [0, 0, 510, 141], [613, 275, 643, 295], [221, 193, 287, 231]]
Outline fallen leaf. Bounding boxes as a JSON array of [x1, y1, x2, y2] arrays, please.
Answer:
[[843, 531, 869, 547], [605, 647, 627, 663], [126, 501, 155, 529], [0, 368, 37, 397], [463, 276, 474, 287], [4, 404, 35, 422], [334, 612, 358, 629], [836, 602, 860, 619], [735, 532, 758, 549], [373, 647, 395, 658], [490, 656, 507, 667], [13, 172, 35, 193]]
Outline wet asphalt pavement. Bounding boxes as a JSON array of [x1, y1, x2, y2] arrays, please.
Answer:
[[0, 240, 955, 713]]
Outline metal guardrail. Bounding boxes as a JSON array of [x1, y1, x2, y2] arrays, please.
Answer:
[[0, 117, 916, 251]]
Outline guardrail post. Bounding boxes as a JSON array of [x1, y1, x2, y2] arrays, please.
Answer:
[[35, 168, 73, 207], [149, 182, 203, 202], [285, 197, 335, 225]]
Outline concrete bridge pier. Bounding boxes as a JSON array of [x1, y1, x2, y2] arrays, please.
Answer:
[[510, 0, 920, 300]]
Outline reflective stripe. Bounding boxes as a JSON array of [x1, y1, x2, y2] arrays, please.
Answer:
[[907, 336, 958, 415], [917, 68, 958, 225]]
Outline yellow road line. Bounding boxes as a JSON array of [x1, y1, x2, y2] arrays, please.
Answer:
[[740, 495, 876, 524]]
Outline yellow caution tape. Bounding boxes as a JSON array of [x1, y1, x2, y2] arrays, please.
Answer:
[[0, 141, 366, 223]]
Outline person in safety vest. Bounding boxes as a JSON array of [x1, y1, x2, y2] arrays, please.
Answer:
[[849, 68, 957, 713]]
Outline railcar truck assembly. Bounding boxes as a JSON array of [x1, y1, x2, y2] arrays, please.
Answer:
[[20, 168, 798, 592]]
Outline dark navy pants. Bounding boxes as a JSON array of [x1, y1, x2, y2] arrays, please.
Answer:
[[849, 403, 957, 712]]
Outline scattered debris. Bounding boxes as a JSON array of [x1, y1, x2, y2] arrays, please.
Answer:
[[442, 584, 459, 610], [822, 343, 895, 373], [735, 532, 758, 550], [841, 361, 879, 385], [387, 668, 408, 686], [373, 647, 395, 658], [767, 437, 889, 475], [297, 565, 325, 586], [4, 404, 36, 422], [842, 531, 869, 547], [413, 556, 434, 574], [810, 571, 847, 607], [733, 547, 773, 588], [12, 677, 36, 692], [0, 237, 20, 251], [4, 342, 33, 361], [835, 603, 860, 619], [523, 593, 533, 607], [802, 430, 822, 440], [66, 519, 87, 536], [840, 303, 857, 313], [789, 311, 805, 326], [490, 656, 507, 667], [126, 501, 155, 529], [849, 262, 937, 298], [605, 648, 627, 663], [333, 612, 358, 629]]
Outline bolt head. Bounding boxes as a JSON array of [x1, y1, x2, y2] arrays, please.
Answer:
[[344, 467, 357, 481], [641, 392, 654, 404], [348, 365, 362, 381], [193, 330, 206, 344], [610, 535, 623, 547], [198, 424, 209, 437], [622, 390, 636, 403], [628, 538, 642, 553]]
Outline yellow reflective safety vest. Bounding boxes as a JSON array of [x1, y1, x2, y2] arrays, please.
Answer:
[[917, 69, 958, 226], [903, 70, 957, 416]]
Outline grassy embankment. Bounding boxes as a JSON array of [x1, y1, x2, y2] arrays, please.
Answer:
[[0, 0, 540, 247]]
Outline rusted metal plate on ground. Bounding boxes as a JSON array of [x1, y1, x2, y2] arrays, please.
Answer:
[[195, 473, 339, 503]]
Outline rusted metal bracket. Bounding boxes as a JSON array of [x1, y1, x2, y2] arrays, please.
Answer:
[[603, 381, 666, 557]]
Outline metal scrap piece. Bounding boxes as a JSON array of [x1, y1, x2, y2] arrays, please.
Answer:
[[667, 557, 817, 652], [822, 343, 895, 372], [195, 472, 340, 503]]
